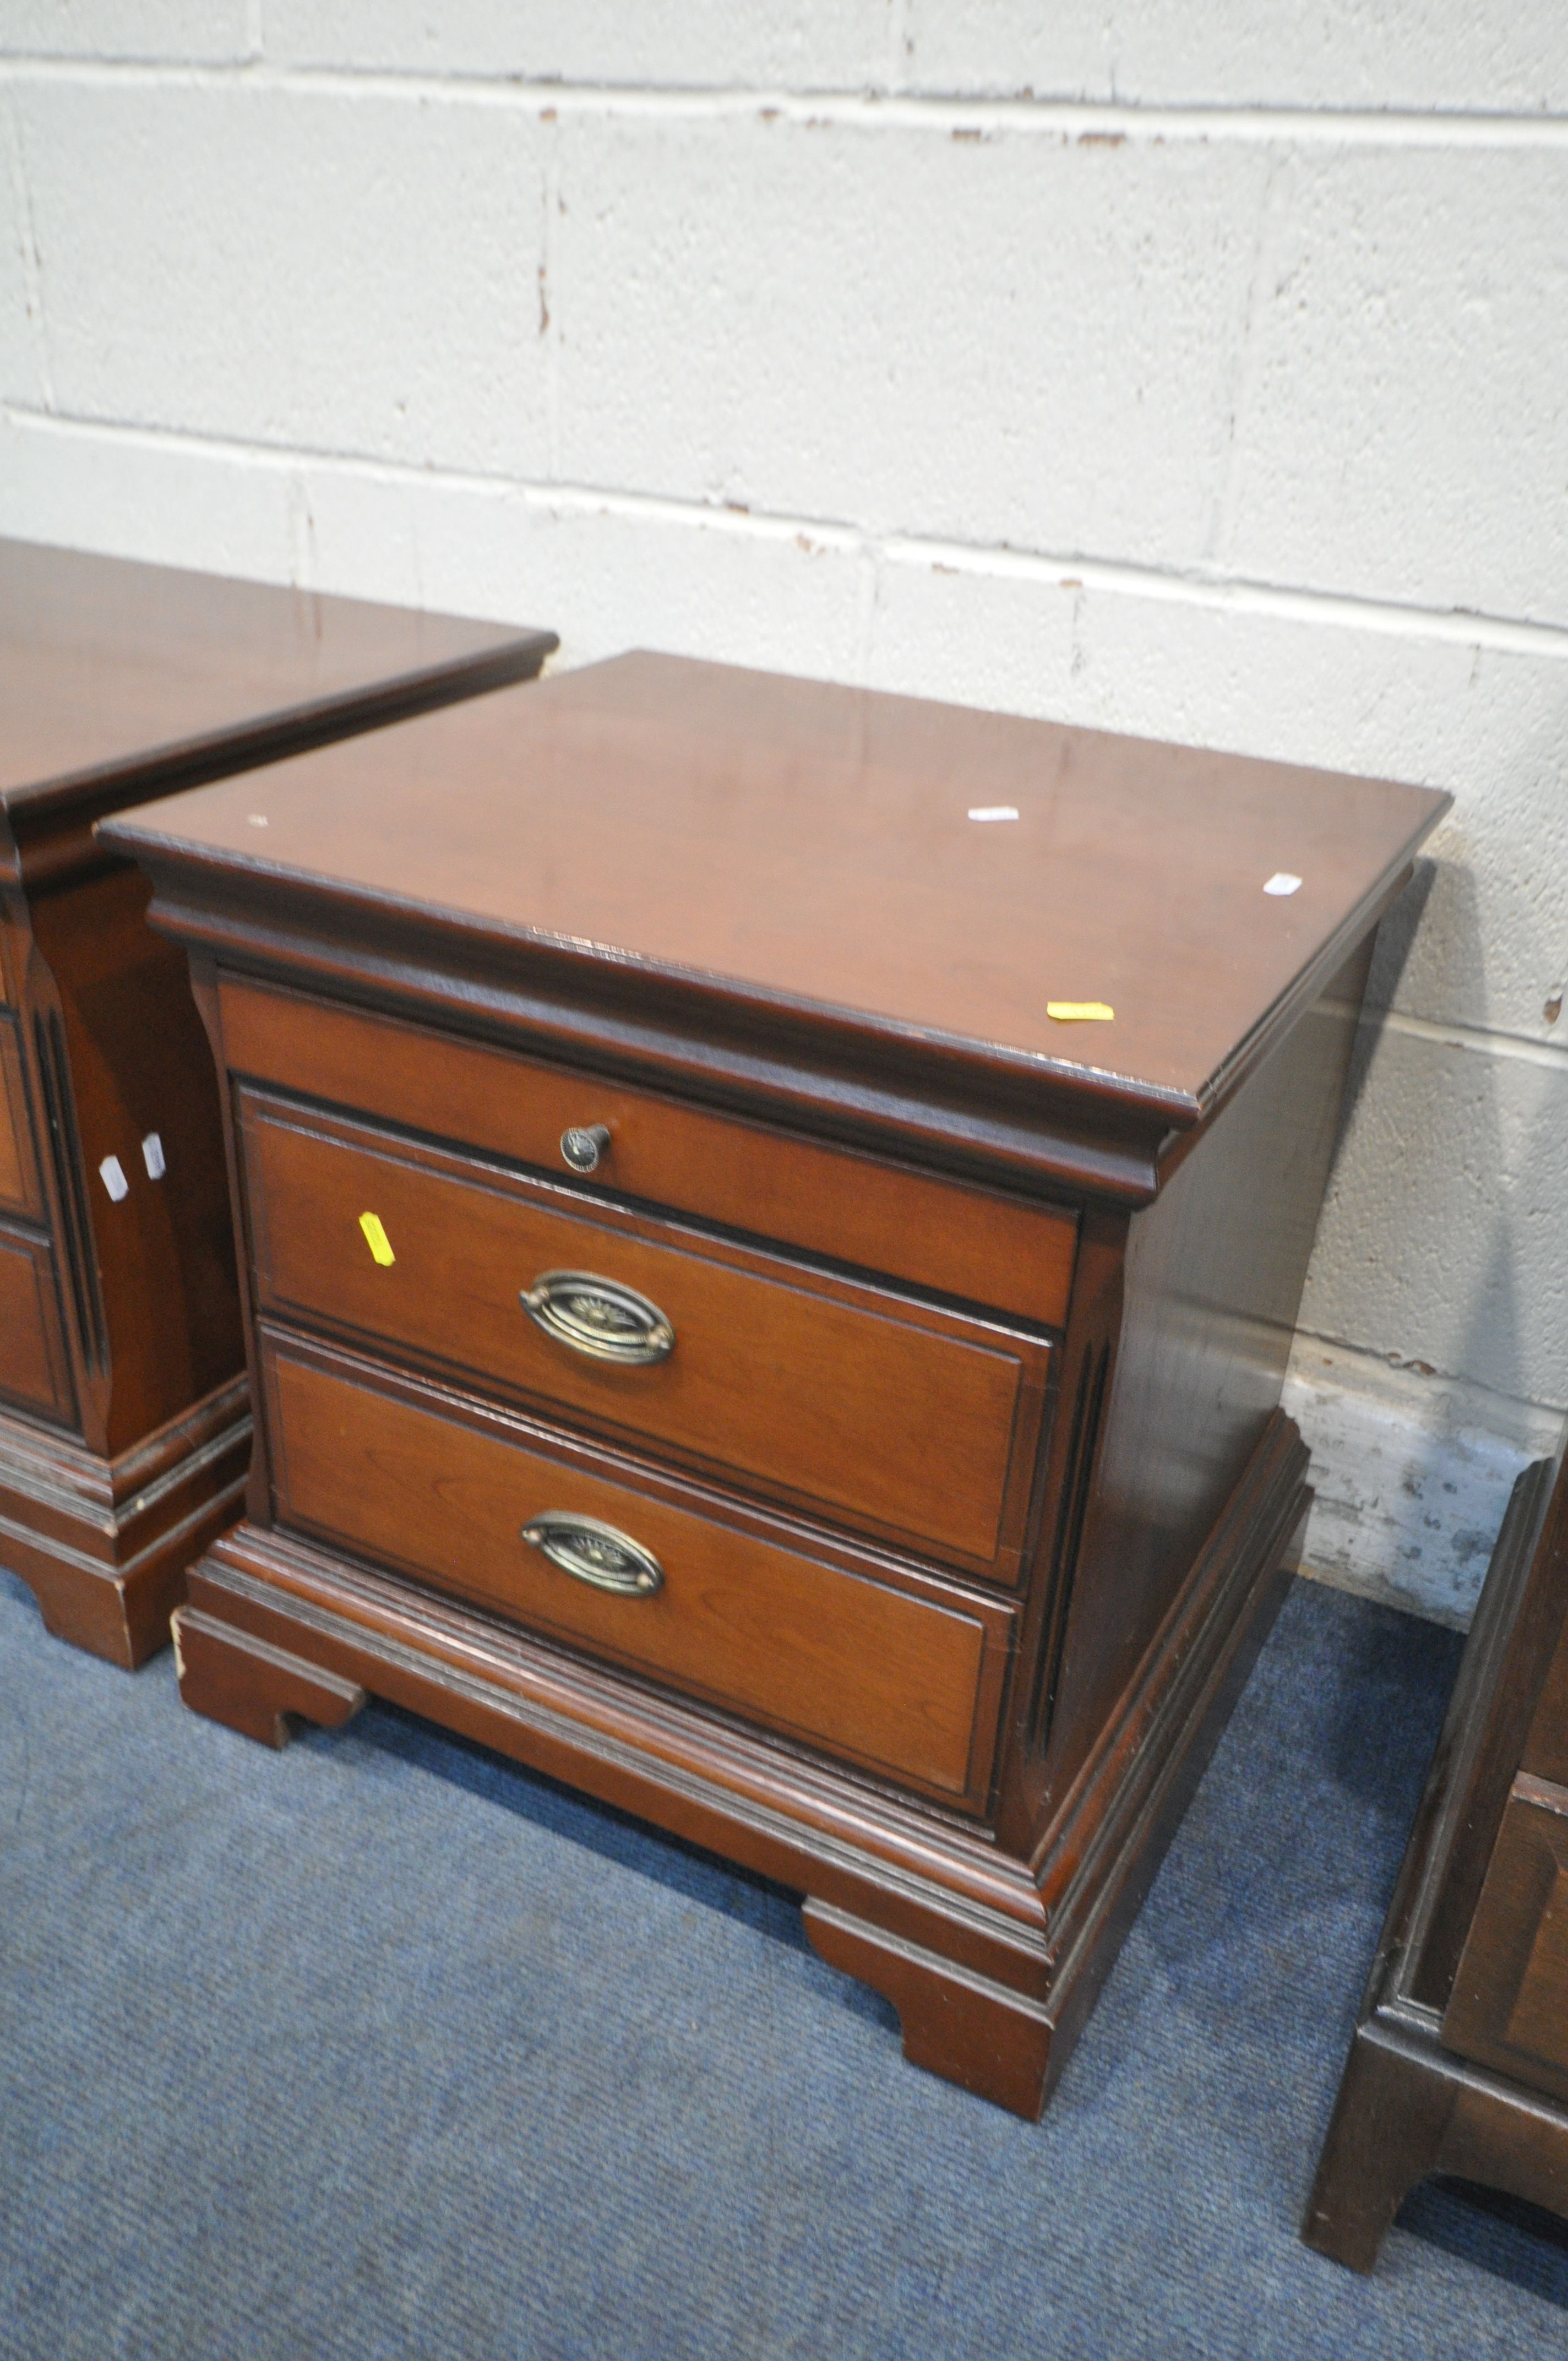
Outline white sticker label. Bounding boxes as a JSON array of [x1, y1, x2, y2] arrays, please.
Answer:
[[1264, 872, 1303, 896], [967, 806, 1020, 823], [142, 1131, 166, 1180], [99, 1155, 129, 1203]]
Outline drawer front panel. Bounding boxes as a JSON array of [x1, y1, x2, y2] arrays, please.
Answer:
[[219, 975, 1077, 1329], [1443, 1774, 1568, 2104], [264, 1342, 1008, 1802], [1522, 1606, 1568, 1789], [0, 1020, 41, 1220], [242, 1096, 1051, 1576], [0, 1223, 74, 1424]]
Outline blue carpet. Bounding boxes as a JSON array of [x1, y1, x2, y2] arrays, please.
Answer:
[[3, 1565, 1567, 2359]]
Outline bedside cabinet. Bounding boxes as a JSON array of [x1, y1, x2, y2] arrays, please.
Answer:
[[0, 541, 556, 1667], [105, 653, 1447, 2114], [1305, 1439, 1568, 2267]]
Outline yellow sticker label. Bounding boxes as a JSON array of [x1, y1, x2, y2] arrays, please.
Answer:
[[1047, 1001, 1115, 1023], [358, 1211, 395, 1267]]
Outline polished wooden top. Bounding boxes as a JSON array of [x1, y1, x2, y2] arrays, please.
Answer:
[[105, 650, 1449, 1116], [0, 538, 556, 824]]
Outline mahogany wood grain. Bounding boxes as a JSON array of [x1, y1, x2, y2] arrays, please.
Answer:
[[241, 1092, 1050, 1578], [1305, 2018, 1568, 2275], [1027, 953, 1370, 1829], [0, 535, 556, 1667], [1305, 2019, 1468, 2275], [173, 1604, 366, 1751], [1520, 1528, 1568, 1791], [170, 1407, 1305, 2119], [0, 1222, 73, 1422], [1444, 1775, 1568, 2102], [0, 539, 556, 858], [0, 1377, 249, 1668], [1028, 1416, 1308, 2016], [26, 862, 244, 1455], [113, 650, 1445, 1121], [802, 1900, 1055, 2117], [0, 1018, 41, 1217], [1306, 1445, 1568, 2269], [263, 1339, 1009, 1804], [109, 648, 1446, 2107], [217, 975, 1079, 1329], [186, 1519, 1050, 1951], [1408, 1452, 1568, 2011]]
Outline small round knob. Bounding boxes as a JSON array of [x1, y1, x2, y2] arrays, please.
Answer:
[[560, 1123, 611, 1174]]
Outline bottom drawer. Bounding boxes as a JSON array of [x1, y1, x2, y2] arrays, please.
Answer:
[[263, 1340, 1011, 1805], [1444, 1774, 1568, 2101], [0, 1223, 73, 1424]]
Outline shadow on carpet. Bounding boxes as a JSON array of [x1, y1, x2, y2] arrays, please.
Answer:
[[3, 1568, 1566, 2360]]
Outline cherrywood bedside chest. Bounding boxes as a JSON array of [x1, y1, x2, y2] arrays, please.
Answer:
[[1306, 1437, 1568, 2267], [105, 654, 1447, 2114], [0, 540, 556, 1667]]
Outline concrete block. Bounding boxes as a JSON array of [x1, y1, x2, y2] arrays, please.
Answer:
[[10, 81, 550, 475], [904, 1, 1568, 113], [1037, 603, 1568, 1053], [0, 410, 868, 684], [0, 407, 304, 582], [0, 3, 251, 62], [262, 1, 892, 90], [554, 115, 1271, 566], [0, 104, 47, 405], [1365, 719, 1568, 1053], [280, 467, 870, 679], [1284, 1335, 1562, 1626], [1223, 146, 1568, 629], [1299, 1017, 1568, 1412]]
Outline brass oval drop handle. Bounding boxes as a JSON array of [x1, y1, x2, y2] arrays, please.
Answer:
[[520, 1269, 675, 1366], [521, 1511, 663, 1597], [560, 1124, 611, 1174]]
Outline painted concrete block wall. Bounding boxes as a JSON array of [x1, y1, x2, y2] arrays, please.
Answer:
[[3, 7, 1566, 1623]]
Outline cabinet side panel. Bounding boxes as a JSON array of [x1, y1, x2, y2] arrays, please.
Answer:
[[1403, 1450, 1568, 2009], [28, 864, 245, 1454], [1042, 945, 1371, 1791]]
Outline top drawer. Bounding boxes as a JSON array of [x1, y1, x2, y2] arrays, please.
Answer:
[[217, 977, 1077, 1329]]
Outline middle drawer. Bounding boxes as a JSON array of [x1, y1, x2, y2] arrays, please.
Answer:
[[239, 1090, 1053, 1582]]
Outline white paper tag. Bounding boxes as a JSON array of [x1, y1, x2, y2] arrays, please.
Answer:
[[967, 806, 1019, 823], [99, 1155, 129, 1203], [1264, 872, 1303, 896], [142, 1131, 166, 1180]]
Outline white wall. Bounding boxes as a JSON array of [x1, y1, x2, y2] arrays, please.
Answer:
[[3, 6, 1566, 1623]]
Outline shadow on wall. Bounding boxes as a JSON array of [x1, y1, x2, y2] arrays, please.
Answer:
[[1291, 842, 1568, 1623], [1337, 854, 1437, 1145], [1363, 852, 1522, 1403]]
